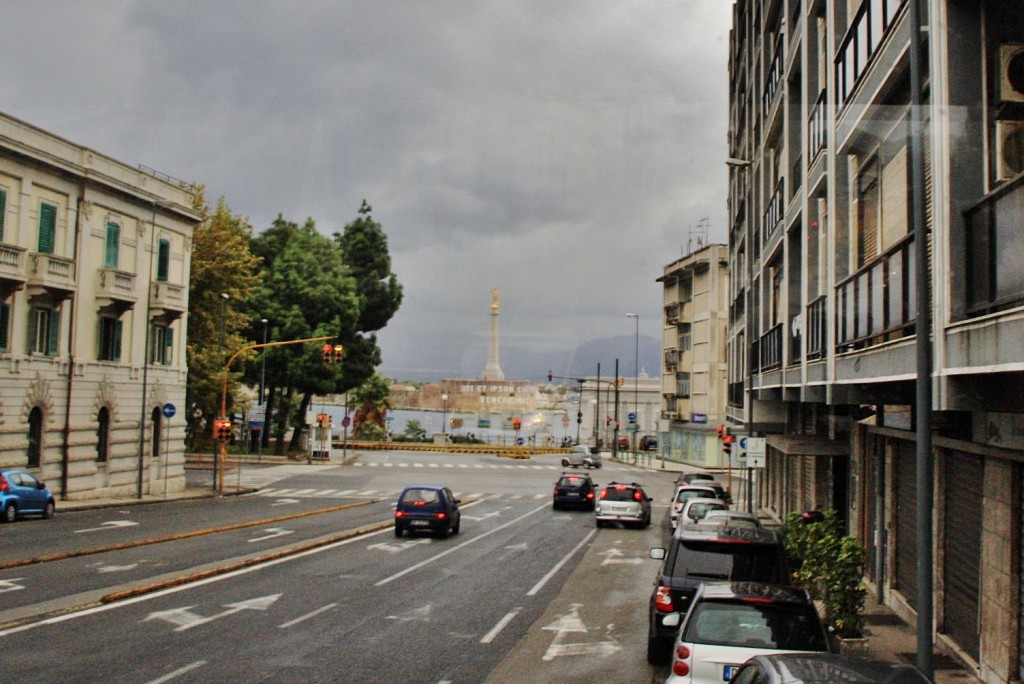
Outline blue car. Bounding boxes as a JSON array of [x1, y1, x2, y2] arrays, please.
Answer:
[[394, 485, 461, 539], [1, 469, 56, 522]]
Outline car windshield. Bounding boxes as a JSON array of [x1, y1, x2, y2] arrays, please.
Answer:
[[683, 600, 827, 651], [687, 502, 724, 519], [400, 489, 440, 505], [671, 540, 787, 583], [602, 486, 640, 502]]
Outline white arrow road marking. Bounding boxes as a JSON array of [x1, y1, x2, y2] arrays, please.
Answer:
[[463, 511, 502, 521], [75, 520, 140, 534], [95, 563, 139, 573], [247, 528, 294, 543], [504, 543, 528, 551], [144, 594, 281, 632], [0, 578, 26, 593], [270, 498, 300, 506], [598, 548, 643, 566], [542, 603, 621, 661], [386, 603, 432, 622], [367, 539, 431, 554]]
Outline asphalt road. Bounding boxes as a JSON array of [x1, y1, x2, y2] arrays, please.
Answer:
[[1, 450, 677, 682]]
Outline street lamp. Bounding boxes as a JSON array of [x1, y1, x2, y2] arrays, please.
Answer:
[[441, 394, 448, 437], [259, 318, 268, 405], [213, 292, 229, 489], [626, 313, 639, 458]]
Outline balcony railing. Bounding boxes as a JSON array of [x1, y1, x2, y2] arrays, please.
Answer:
[[763, 38, 785, 118], [965, 171, 1024, 316], [835, 0, 907, 108], [0, 242, 27, 284], [808, 90, 828, 161], [806, 295, 827, 359], [27, 252, 77, 296], [760, 323, 783, 370], [96, 268, 137, 308], [836, 234, 916, 349], [761, 179, 784, 248]]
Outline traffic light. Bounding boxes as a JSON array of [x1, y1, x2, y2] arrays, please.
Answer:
[[723, 433, 734, 456], [512, 417, 522, 431], [213, 419, 232, 441], [716, 424, 725, 439], [547, 370, 553, 382], [332, 344, 344, 363], [317, 414, 330, 429], [616, 376, 624, 388], [605, 416, 612, 426], [322, 344, 333, 363]]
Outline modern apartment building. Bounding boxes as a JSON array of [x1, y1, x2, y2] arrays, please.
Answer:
[[0, 113, 200, 501], [657, 242, 730, 467], [727, 2, 1024, 681]]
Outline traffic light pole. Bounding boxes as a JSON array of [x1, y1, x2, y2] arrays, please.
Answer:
[[546, 368, 623, 455], [216, 335, 332, 491]]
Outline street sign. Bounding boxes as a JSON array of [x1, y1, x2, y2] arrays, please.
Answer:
[[627, 412, 637, 422], [517, 437, 524, 446], [342, 416, 351, 428], [746, 437, 766, 455], [162, 403, 176, 419]]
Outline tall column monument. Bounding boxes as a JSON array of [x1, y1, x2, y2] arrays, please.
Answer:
[[482, 289, 505, 381]]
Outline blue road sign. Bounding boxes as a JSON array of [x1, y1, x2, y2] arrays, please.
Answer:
[[162, 403, 176, 419], [627, 412, 637, 422], [517, 437, 525, 446]]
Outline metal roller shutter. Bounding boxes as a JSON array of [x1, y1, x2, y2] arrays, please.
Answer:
[[943, 450, 982, 662], [894, 440, 917, 609]]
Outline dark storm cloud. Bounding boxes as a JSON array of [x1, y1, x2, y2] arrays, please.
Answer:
[[1, 0, 733, 377]]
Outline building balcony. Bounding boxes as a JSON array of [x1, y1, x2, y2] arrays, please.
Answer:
[[95, 268, 137, 311], [762, 37, 784, 121], [836, 234, 916, 351], [835, 0, 908, 109], [761, 180, 784, 249], [805, 295, 827, 360], [965, 171, 1024, 316], [808, 91, 828, 162], [150, 280, 187, 320], [759, 323, 783, 371], [26, 252, 76, 300], [0, 242, 27, 296]]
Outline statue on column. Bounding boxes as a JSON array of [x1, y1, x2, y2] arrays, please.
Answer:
[[491, 289, 500, 311]]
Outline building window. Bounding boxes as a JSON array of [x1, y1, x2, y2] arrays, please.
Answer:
[[27, 406, 42, 468], [677, 323, 692, 352], [38, 201, 57, 254], [150, 323, 173, 365], [30, 306, 60, 356], [97, 407, 110, 463], [0, 187, 7, 241], [676, 372, 691, 398], [98, 316, 123, 362], [0, 301, 9, 353], [104, 222, 120, 269], [157, 239, 170, 282], [151, 406, 162, 459]]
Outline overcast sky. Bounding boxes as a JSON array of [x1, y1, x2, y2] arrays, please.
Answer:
[[2, 1, 733, 380]]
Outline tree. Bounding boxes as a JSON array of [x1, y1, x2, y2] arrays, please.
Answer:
[[335, 199, 403, 334], [185, 191, 262, 442], [401, 419, 427, 442], [350, 373, 392, 439]]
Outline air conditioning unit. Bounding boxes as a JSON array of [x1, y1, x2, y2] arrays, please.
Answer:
[[999, 44, 1024, 103], [996, 120, 1024, 180]]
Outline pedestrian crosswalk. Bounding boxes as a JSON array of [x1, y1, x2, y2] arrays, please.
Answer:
[[256, 486, 549, 502]]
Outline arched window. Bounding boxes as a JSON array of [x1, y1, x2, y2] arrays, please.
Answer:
[[151, 406, 162, 459], [27, 407, 43, 468], [97, 407, 110, 463]]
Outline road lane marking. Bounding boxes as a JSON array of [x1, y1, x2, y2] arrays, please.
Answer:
[[374, 503, 549, 587], [480, 607, 522, 644], [527, 530, 597, 597], [143, 660, 207, 684], [247, 528, 295, 543], [541, 603, 621, 661], [0, 578, 26, 593], [144, 594, 281, 632], [278, 603, 337, 628], [75, 520, 140, 534]]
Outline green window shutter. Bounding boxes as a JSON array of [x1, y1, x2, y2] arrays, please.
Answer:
[[0, 188, 7, 241], [157, 239, 170, 282], [113, 319, 123, 361], [38, 202, 57, 254], [105, 223, 120, 268], [0, 302, 9, 352], [47, 309, 60, 356], [163, 325, 173, 365]]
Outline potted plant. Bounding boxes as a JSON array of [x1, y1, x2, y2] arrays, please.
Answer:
[[780, 509, 867, 642]]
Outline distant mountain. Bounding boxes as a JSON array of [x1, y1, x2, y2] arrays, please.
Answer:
[[383, 334, 661, 384]]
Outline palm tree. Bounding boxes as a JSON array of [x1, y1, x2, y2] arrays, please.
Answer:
[[350, 373, 392, 439]]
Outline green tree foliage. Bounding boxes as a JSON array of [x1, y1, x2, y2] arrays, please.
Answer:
[[400, 419, 428, 442], [350, 373, 392, 439], [335, 200, 403, 333], [185, 190, 262, 436]]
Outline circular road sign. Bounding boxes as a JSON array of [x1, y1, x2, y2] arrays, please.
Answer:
[[342, 416, 351, 428], [517, 437, 525, 446], [627, 412, 637, 422], [162, 403, 176, 419]]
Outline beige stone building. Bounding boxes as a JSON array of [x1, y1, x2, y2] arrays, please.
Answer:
[[0, 113, 200, 500], [657, 243, 730, 467]]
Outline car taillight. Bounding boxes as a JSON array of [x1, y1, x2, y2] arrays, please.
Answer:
[[585, 492, 594, 500], [434, 512, 447, 520], [0, 475, 7, 492], [672, 645, 691, 676], [654, 586, 674, 612], [599, 490, 608, 499], [395, 511, 406, 518], [633, 490, 643, 502]]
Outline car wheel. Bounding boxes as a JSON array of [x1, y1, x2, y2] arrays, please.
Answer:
[[394, 524, 403, 538], [646, 635, 672, 665], [452, 518, 460, 534], [2, 503, 15, 523], [595, 519, 604, 528], [552, 501, 560, 511], [438, 522, 450, 539], [43, 501, 55, 519], [561, 458, 570, 468]]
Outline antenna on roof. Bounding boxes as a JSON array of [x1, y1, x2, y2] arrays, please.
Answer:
[[684, 218, 710, 256]]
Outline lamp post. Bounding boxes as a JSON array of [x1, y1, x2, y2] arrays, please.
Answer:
[[256, 318, 268, 458], [441, 393, 448, 439], [626, 313, 639, 459], [137, 198, 174, 499], [213, 292, 228, 489]]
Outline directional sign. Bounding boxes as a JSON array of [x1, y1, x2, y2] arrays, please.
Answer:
[[247, 528, 294, 543], [162, 403, 176, 419], [542, 603, 621, 661], [75, 520, 139, 534], [627, 412, 637, 422], [598, 548, 643, 566], [144, 594, 281, 632]]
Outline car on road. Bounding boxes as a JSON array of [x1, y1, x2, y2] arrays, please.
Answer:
[[640, 435, 658, 451], [676, 471, 716, 486], [679, 497, 728, 525], [595, 481, 652, 528], [394, 485, 461, 538], [616, 436, 630, 450], [0, 469, 55, 523], [703, 510, 760, 527], [647, 522, 791, 664], [665, 581, 834, 683], [669, 485, 721, 528], [552, 473, 597, 510], [727, 652, 932, 684], [561, 444, 602, 469]]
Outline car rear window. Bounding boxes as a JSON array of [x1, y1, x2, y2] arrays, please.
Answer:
[[602, 486, 640, 502], [558, 476, 585, 487], [400, 489, 440, 505], [669, 540, 788, 583], [683, 600, 827, 651]]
